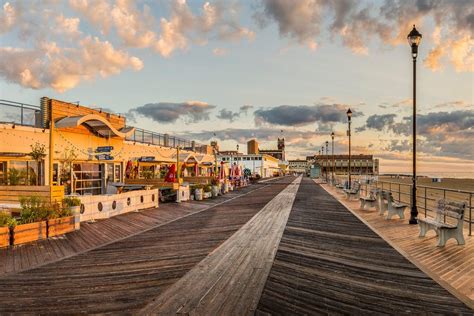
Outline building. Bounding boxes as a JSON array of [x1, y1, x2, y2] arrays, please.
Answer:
[[247, 139, 259, 155], [288, 159, 307, 174], [219, 153, 280, 178], [0, 97, 216, 195], [259, 138, 285, 161], [306, 154, 379, 176]]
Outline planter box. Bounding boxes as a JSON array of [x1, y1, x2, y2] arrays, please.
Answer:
[[0, 226, 9, 248], [48, 216, 75, 238], [13, 221, 47, 245]]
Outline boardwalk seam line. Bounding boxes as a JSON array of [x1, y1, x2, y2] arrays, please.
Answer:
[[3, 182, 276, 277], [318, 181, 474, 310]]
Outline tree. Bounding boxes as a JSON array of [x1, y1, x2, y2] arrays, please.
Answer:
[[29, 142, 46, 185]]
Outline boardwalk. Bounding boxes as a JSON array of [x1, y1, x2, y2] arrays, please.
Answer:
[[0, 176, 471, 314], [256, 178, 471, 314], [0, 177, 291, 314], [322, 181, 474, 309]]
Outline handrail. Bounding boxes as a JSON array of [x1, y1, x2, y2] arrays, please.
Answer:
[[348, 177, 473, 236]]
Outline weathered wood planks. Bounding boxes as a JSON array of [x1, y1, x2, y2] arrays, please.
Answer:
[[256, 178, 472, 314], [141, 176, 302, 315], [0, 177, 293, 314]]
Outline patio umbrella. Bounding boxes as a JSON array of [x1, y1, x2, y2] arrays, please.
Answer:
[[230, 163, 235, 179], [125, 160, 133, 178], [219, 161, 226, 180], [165, 164, 176, 182], [194, 162, 199, 176]]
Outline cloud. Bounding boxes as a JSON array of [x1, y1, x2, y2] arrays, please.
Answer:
[[130, 101, 216, 124], [254, 0, 474, 72], [0, 2, 17, 34], [254, 103, 362, 126], [0, 37, 143, 92], [70, 0, 254, 58], [239, 105, 254, 114], [216, 109, 240, 122], [212, 48, 227, 56], [359, 109, 474, 159], [356, 114, 396, 132]]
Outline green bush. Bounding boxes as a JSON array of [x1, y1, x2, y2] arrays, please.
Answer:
[[0, 212, 17, 228], [19, 196, 71, 223], [203, 184, 212, 193], [63, 196, 81, 208]]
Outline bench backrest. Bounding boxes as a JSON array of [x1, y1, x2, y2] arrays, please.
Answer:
[[352, 182, 360, 191], [436, 200, 466, 225]]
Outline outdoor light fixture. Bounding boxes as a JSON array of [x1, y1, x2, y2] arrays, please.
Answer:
[[408, 25, 422, 225], [331, 132, 335, 184], [347, 108, 352, 189], [325, 140, 329, 183]]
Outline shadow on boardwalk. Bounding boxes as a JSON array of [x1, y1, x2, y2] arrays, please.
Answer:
[[256, 177, 472, 314]]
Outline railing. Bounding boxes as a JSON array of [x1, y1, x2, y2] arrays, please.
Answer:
[[126, 127, 206, 153], [352, 178, 473, 236], [0, 100, 41, 127]]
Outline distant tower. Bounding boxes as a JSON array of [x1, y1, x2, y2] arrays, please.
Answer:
[[278, 138, 285, 161], [247, 139, 259, 155]]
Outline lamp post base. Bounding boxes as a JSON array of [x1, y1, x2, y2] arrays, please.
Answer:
[[409, 206, 418, 224]]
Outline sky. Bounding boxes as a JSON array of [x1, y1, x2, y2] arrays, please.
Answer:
[[0, 0, 473, 176]]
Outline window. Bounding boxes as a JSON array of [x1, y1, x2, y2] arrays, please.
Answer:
[[0, 161, 6, 185], [73, 163, 103, 195], [115, 165, 121, 182], [8, 160, 38, 185]]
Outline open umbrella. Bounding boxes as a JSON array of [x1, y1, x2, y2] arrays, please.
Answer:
[[165, 164, 176, 182], [194, 162, 199, 176], [219, 161, 225, 180]]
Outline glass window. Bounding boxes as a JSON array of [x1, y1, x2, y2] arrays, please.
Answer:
[[8, 160, 38, 185], [106, 163, 114, 183], [0, 162, 6, 185], [115, 165, 121, 182], [73, 163, 103, 195]]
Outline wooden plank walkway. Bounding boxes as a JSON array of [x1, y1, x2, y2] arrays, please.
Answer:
[[0, 184, 259, 276], [256, 178, 472, 314], [0, 177, 294, 314], [141, 176, 302, 315], [322, 182, 474, 309]]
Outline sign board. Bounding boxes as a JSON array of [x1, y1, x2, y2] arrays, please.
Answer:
[[138, 156, 155, 162], [96, 146, 114, 153], [95, 154, 114, 161]]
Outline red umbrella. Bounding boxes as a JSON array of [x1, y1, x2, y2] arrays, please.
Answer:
[[219, 161, 225, 180], [165, 164, 176, 182]]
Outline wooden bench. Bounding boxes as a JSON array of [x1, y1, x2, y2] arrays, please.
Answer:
[[344, 182, 360, 201], [359, 188, 379, 210], [419, 200, 466, 247], [382, 191, 407, 220]]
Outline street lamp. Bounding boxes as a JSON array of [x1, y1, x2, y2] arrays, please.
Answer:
[[325, 140, 329, 183], [408, 25, 422, 225], [347, 108, 352, 189], [321, 145, 325, 181], [331, 132, 335, 184]]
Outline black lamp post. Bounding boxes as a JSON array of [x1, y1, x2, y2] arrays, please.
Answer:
[[408, 25, 422, 225], [347, 108, 352, 189], [331, 132, 335, 184], [325, 141, 329, 183], [321, 145, 325, 180]]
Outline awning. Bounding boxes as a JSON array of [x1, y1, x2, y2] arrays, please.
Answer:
[[54, 114, 135, 138]]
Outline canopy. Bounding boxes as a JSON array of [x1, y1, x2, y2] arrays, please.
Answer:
[[55, 114, 135, 138]]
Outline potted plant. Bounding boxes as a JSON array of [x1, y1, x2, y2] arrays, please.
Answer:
[[194, 184, 204, 201], [63, 196, 81, 230], [0, 212, 16, 248], [29, 142, 46, 186], [47, 201, 74, 238], [13, 196, 47, 245], [203, 184, 212, 199], [211, 178, 220, 197]]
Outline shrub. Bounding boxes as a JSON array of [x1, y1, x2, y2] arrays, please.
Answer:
[[0, 212, 11, 227], [203, 184, 212, 193], [211, 178, 219, 186], [18, 196, 71, 223], [63, 196, 81, 208]]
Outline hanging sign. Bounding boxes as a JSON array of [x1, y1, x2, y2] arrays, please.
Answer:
[[96, 146, 114, 153], [138, 156, 155, 162], [95, 154, 114, 160]]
